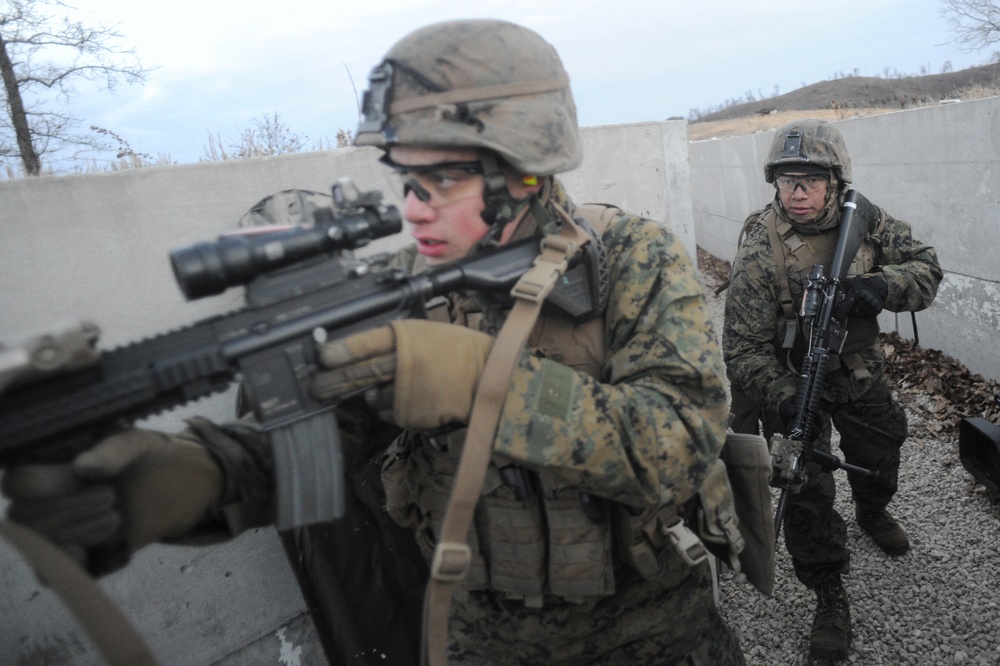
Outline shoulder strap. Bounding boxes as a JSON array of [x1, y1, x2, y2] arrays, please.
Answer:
[[0, 522, 159, 665], [714, 206, 770, 295], [422, 212, 592, 666], [736, 205, 771, 251], [574, 202, 620, 235], [760, 211, 800, 349]]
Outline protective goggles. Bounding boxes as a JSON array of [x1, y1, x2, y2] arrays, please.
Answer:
[[379, 155, 484, 207], [774, 173, 830, 193]]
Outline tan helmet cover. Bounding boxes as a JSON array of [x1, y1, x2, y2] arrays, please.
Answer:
[[764, 118, 852, 185], [355, 19, 582, 176]]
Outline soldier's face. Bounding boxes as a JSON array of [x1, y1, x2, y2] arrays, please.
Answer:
[[777, 172, 829, 222], [386, 146, 536, 265], [386, 146, 492, 265]]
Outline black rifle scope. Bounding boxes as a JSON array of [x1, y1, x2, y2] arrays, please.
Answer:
[[170, 188, 402, 301]]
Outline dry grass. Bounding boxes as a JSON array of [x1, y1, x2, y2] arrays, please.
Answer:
[[687, 107, 901, 141], [688, 79, 1000, 141]]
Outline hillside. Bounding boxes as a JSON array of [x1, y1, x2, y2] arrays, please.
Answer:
[[688, 62, 1000, 141]]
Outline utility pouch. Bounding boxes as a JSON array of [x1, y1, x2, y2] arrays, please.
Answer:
[[614, 501, 707, 580], [480, 472, 547, 606], [615, 505, 668, 580], [615, 438, 772, 596], [543, 489, 615, 600], [381, 432, 421, 529], [693, 459, 745, 576]]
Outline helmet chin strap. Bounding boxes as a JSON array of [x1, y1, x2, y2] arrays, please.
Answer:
[[476, 152, 533, 250]]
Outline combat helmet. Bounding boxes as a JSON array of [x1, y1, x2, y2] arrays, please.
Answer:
[[764, 119, 852, 187], [355, 19, 581, 176]]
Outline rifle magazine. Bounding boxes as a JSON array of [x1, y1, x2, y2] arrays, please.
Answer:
[[270, 410, 346, 530]]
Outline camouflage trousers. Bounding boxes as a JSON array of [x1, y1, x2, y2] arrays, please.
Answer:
[[731, 371, 907, 588], [446, 557, 745, 665]]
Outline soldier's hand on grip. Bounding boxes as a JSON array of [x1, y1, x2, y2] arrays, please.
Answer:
[[311, 319, 493, 430], [846, 274, 888, 317], [3, 428, 224, 574]]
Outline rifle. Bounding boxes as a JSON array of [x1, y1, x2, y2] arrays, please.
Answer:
[[769, 189, 881, 541], [0, 179, 597, 573]]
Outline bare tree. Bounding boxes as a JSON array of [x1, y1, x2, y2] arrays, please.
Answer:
[[0, 0, 152, 175], [202, 113, 309, 161], [941, 0, 1000, 62]]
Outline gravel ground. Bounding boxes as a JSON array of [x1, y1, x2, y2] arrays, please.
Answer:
[[698, 253, 1000, 665]]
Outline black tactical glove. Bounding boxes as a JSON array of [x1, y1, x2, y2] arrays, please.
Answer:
[[846, 274, 888, 317]]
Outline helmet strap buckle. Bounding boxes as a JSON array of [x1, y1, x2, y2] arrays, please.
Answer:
[[477, 153, 532, 247]]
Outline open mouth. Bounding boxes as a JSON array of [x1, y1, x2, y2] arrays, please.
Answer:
[[416, 237, 448, 257]]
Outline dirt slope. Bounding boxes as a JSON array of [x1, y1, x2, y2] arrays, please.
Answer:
[[687, 62, 1000, 141]]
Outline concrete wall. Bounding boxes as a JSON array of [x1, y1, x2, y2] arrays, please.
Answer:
[[691, 96, 1000, 383], [5, 99, 1000, 663], [570, 121, 695, 261], [0, 121, 691, 665]]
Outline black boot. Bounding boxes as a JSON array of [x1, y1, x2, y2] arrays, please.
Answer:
[[856, 504, 910, 556], [810, 577, 851, 661]]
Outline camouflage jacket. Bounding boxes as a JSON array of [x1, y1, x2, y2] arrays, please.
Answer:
[[204, 179, 729, 534], [396, 178, 730, 511], [723, 195, 942, 411]]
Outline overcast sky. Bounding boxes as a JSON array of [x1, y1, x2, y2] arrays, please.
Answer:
[[65, 0, 989, 166]]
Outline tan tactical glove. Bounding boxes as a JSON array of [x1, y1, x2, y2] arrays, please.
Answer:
[[311, 319, 494, 430], [3, 428, 223, 573]]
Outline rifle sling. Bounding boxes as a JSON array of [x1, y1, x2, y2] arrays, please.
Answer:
[[762, 213, 799, 349], [0, 521, 159, 665], [421, 212, 590, 666]]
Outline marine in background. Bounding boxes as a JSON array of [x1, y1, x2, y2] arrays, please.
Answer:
[[723, 118, 942, 661]]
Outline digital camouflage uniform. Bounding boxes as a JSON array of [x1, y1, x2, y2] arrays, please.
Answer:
[[337, 19, 744, 663], [723, 188, 941, 587], [201, 179, 745, 664], [375, 178, 741, 664]]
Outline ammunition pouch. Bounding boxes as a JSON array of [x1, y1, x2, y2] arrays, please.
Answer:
[[694, 459, 745, 575], [615, 447, 770, 595], [384, 427, 775, 604], [615, 502, 702, 582], [382, 435, 616, 607]]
